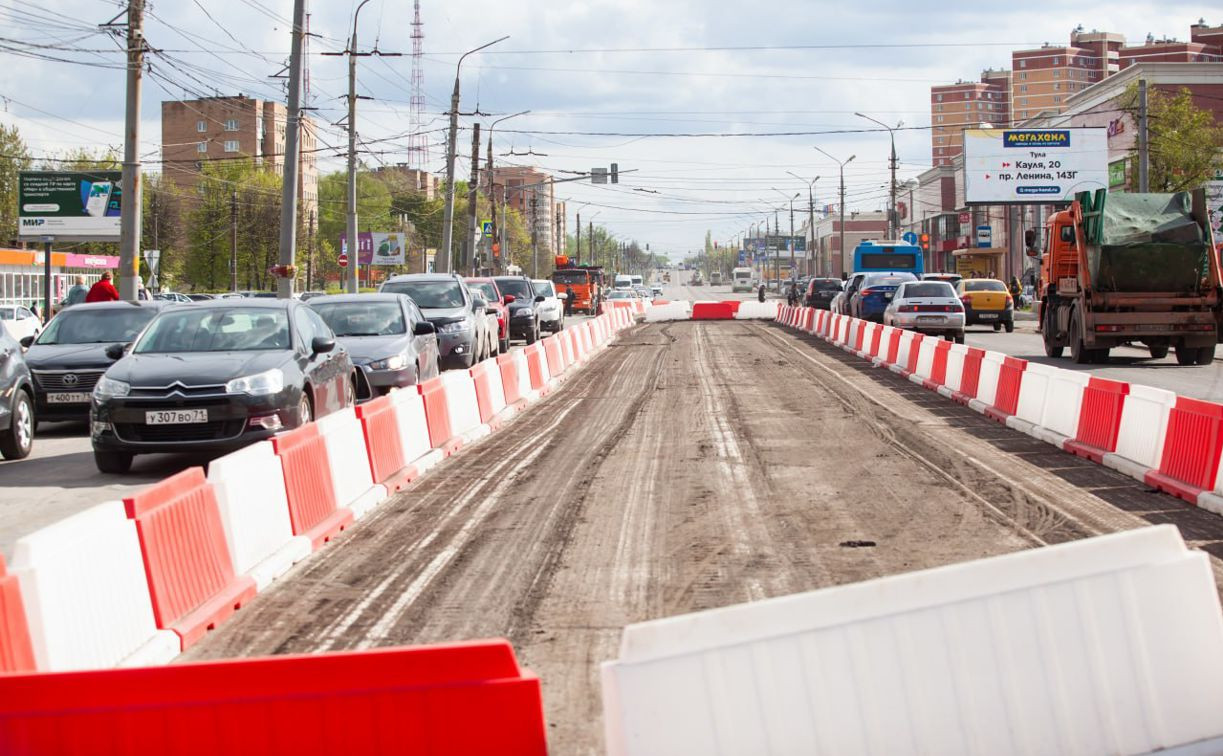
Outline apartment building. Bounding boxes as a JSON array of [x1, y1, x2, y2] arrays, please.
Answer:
[[161, 95, 319, 226], [1011, 30, 1122, 122], [930, 69, 1010, 167], [1119, 21, 1223, 68], [488, 166, 557, 256]]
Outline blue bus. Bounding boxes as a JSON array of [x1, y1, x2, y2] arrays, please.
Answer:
[[852, 240, 924, 277]]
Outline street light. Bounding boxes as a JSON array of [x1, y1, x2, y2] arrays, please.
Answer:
[[342, 0, 374, 293], [813, 146, 855, 277], [787, 171, 819, 275], [772, 188, 800, 288], [440, 35, 510, 273], [855, 112, 902, 239], [487, 109, 529, 273]]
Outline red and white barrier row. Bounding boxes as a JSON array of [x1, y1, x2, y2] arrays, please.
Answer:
[[0, 313, 631, 676], [776, 304, 1223, 516]]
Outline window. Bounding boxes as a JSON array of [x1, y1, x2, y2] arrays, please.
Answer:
[[224, 140, 240, 153], [1053, 56, 1061, 65], [964, 103, 970, 111], [1053, 83, 1060, 91], [1054, 96, 1062, 104], [964, 92, 970, 100], [1053, 70, 1060, 79], [1019, 84, 1027, 93], [225, 118, 239, 131], [197, 142, 208, 153], [1019, 59, 1027, 68], [936, 94, 943, 102], [1019, 72, 1027, 80]]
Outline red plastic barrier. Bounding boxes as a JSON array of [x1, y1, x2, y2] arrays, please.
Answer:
[[904, 333, 924, 375], [868, 324, 884, 357], [470, 360, 504, 431], [1065, 377, 1130, 462], [525, 345, 549, 395], [0, 640, 548, 756], [123, 469, 256, 649], [853, 321, 868, 352], [418, 376, 461, 455], [803, 308, 815, 331], [928, 339, 952, 388], [983, 355, 1027, 422], [0, 556, 35, 674], [543, 336, 565, 377], [272, 424, 353, 548], [1145, 397, 1223, 504], [497, 353, 526, 411], [356, 395, 416, 492], [885, 328, 902, 364], [953, 347, 985, 404], [692, 302, 735, 320], [724, 300, 742, 314]]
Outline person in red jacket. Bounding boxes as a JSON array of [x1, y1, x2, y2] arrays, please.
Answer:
[[85, 271, 120, 302]]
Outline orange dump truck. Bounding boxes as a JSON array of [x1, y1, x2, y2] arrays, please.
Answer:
[[551, 257, 605, 315]]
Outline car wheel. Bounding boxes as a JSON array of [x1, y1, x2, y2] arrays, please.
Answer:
[[94, 449, 133, 474], [500, 336, 510, 354], [525, 324, 537, 345], [954, 332, 965, 345], [0, 390, 34, 460], [298, 391, 313, 426]]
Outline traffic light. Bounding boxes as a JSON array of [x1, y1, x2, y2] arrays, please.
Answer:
[[919, 233, 930, 253]]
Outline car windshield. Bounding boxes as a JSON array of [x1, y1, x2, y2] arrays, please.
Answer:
[[35, 307, 155, 345], [311, 301, 405, 337], [0, 308, 14, 320], [134, 308, 291, 353], [902, 283, 955, 298], [382, 281, 465, 308], [495, 278, 533, 299], [964, 280, 1007, 292], [468, 282, 499, 302], [609, 291, 632, 299], [534, 281, 555, 297], [552, 270, 587, 284], [814, 280, 842, 291]]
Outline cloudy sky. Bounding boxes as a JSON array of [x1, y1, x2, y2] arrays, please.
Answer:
[[1, 0, 1217, 257]]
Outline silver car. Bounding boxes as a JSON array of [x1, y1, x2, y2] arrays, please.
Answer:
[[882, 280, 966, 343]]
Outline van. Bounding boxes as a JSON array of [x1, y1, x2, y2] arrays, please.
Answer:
[[614, 274, 632, 290], [629, 275, 643, 288], [731, 267, 753, 293]]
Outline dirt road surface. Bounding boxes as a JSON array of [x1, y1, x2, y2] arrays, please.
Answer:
[[185, 319, 1223, 755]]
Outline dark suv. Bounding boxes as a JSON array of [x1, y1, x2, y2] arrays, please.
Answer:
[[804, 278, 844, 310], [381, 273, 496, 369], [493, 276, 544, 344]]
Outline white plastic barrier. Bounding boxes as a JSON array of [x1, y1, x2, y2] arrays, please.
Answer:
[[476, 356, 508, 420], [578, 322, 594, 355], [836, 316, 852, 344], [11, 501, 179, 671], [602, 525, 1223, 756], [389, 386, 443, 475], [1038, 368, 1091, 442], [208, 441, 310, 590], [974, 350, 1006, 409], [943, 343, 968, 393], [315, 406, 387, 520], [441, 368, 488, 442], [1009, 360, 1056, 431], [644, 302, 692, 322], [893, 329, 918, 370], [913, 335, 938, 379], [733, 300, 778, 320], [559, 329, 575, 367], [1107, 383, 1177, 475]]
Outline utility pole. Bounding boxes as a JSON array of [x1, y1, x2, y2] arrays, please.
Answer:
[[230, 190, 238, 293], [343, 1, 368, 294], [856, 112, 899, 239], [276, 0, 307, 298], [466, 122, 480, 275], [440, 36, 509, 274], [815, 146, 855, 277], [576, 211, 581, 264], [1137, 78, 1150, 192], [305, 209, 315, 291], [530, 188, 539, 278], [117, 0, 145, 301]]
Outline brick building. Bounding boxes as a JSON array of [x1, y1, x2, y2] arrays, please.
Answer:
[[931, 70, 1011, 167], [161, 95, 319, 228], [372, 164, 439, 200], [807, 210, 888, 277], [488, 166, 558, 257]]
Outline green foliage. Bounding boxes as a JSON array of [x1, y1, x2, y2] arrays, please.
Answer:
[[1122, 83, 1223, 192], [0, 125, 31, 244], [181, 159, 282, 291]]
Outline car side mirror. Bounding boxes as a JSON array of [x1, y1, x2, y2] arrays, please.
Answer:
[[413, 320, 436, 335], [19, 335, 34, 349], [557, 292, 568, 300], [104, 343, 127, 361], [503, 294, 516, 304], [534, 295, 545, 303], [485, 306, 498, 315], [311, 335, 336, 354]]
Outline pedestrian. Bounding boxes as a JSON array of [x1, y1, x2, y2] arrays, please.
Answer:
[[85, 271, 120, 303], [564, 284, 575, 316], [757, 283, 766, 303], [63, 275, 89, 307]]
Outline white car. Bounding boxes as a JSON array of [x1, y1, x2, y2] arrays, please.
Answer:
[[882, 280, 965, 343], [532, 279, 565, 333], [0, 305, 42, 343]]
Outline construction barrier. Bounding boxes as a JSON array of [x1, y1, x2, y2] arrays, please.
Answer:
[[389, 385, 442, 476], [0, 556, 35, 674], [440, 369, 489, 444], [543, 335, 566, 378], [691, 301, 735, 320], [602, 525, 1223, 756], [471, 358, 510, 431], [0, 640, 549, 756], [355, 395, 416, 494], [1146, 397, 1223, 504], [272, 424, 354, 549], [316, 407, 388, 519], [418, 375, 461, 456], [208, 440, 310, 590], [1065, 377, 1129, 462], [123, 468, 257, 649]]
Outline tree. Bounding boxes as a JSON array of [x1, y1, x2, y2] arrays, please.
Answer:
[[0, 125, 31, 245], [1122, 83, 1223, 192]]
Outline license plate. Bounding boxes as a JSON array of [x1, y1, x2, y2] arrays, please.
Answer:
[[145, 409, 208, 425], [978, 312, 999, 320], [46, 392, 91, 404], [884, 293, 893, 300], [917, 316, 944, 322]]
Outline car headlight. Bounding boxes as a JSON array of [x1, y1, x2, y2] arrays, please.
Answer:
[[512, 308, 534, 318], [93, 376, 130, 399], [225, 368, 285, 396], [370, 353, 409, 371], [437, 321, 470, 334]]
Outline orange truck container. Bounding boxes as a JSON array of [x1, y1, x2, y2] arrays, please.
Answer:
[[1036, 188, 1220, 365], [551, 257, 605, 315]]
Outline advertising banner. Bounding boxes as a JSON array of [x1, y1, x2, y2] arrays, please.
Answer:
[[963, 128, 1107, 204], [340, 231, 407, 265], [18, 171, 123, 239]]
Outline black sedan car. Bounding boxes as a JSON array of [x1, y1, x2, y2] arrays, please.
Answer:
[[23, 301, 168, 425], [90, 299, 353, 473], [0, 329, 35, 460], [493, 276, 543, 344], [307, 293, 440, 400], [804, 278, 844, 310]]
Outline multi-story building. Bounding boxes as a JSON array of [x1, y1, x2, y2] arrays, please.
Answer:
[[1011, 30, 1123, 123], [807, 210, 888, 277], [930, 69, 1011, 167], [1119, 21, 1223, 68], [488, 166, 557, 257], [161, 95, 319, 227]]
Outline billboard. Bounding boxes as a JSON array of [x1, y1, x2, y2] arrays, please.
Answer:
[[18, 171, 122, 239], [340, 231, 407, 265], [963, 128, 1107, 204]]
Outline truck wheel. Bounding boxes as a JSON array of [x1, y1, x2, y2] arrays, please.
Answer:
[[1175, 344, 1198, 365], [1069, 312, 1091, 364], [1093, 347, 1110, 364], [1148, 344, 1169, 359], [1196, 344, 1216, 366], [1043, 338, 1064, 358], [1004, 319, 1014, 333]]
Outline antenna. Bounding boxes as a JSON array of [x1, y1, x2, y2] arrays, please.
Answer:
[[408, 0, 427, 169]]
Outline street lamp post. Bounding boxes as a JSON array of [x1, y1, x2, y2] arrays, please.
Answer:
[[440, 35, 509, 274], [787, 171, 819, 276], [772, 188, 800, 284], [855, 112, 901, 239], [814, 146, 855, 277]]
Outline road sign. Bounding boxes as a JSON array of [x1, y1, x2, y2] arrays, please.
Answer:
[[338, 252, 348, 268], [482, 220, 493, 238], [963, 127, 1107, 204], [142, 249, 161, 273], [901, 231, 918, 245], [591, 167, 609, 184], [18, 170, 123, 240], [976, 225, 992, 248]]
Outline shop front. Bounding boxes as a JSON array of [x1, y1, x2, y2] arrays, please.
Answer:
[[951, 247, 1007, 280], [0, 248, 118, 309]]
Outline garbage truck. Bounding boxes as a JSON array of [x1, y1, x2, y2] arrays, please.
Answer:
[[1037, 188, 1220, 365]]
